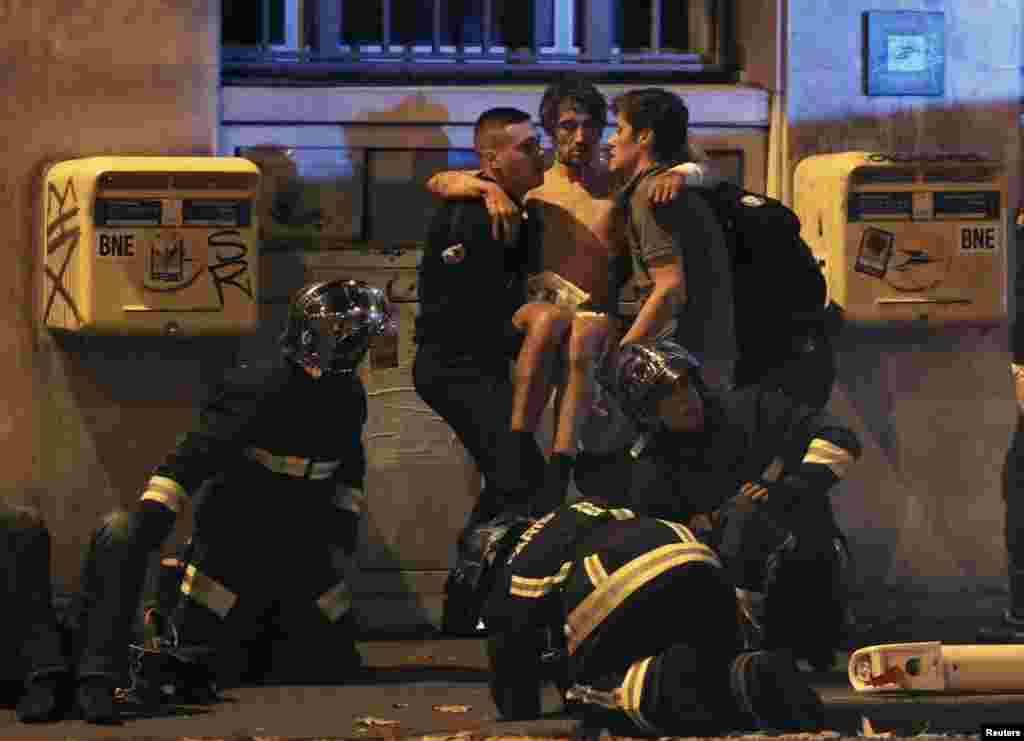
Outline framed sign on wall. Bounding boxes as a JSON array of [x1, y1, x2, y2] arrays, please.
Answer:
[[864, 11, 945, 97]]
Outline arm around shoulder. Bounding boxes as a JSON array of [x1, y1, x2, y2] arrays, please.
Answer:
[[425, 170, 489, 199]]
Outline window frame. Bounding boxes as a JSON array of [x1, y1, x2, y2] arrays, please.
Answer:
[[221, 0, 738, 83]]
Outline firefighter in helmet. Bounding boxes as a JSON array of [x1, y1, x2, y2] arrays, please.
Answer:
[[577, 338, 859, 670], [453, 501, 826, 736], [70, 279, 394, 723]]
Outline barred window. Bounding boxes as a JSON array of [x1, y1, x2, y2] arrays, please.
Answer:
[[222, 0, 735, 77]]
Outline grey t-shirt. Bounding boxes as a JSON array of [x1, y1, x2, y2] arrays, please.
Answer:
[[623, 176, 736, 385]]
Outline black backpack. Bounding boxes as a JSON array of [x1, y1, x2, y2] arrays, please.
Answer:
[[617, 171, 833, 363], [695, 181, 830, 354]]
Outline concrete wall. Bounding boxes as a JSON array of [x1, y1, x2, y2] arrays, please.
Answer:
[[784, 0, 1023, 624], [2, 0, 223, 591], [735, 0, 783, 92]]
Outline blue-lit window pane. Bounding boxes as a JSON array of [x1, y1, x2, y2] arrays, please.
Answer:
[[340, 0, 555, 47], [574, 0, 694, 52], [343, 0, 383, 43], [223, 0, 286, 45]]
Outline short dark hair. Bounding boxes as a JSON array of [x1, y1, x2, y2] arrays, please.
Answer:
[[474, 107, 533, 151], [538, 76, 608, 137], [611, 88, 693, 164]]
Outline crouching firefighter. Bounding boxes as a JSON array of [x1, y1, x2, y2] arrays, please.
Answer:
[[589, 339, 860, 670], [71, 279, 395, 723], [463, 502, 827, 736]]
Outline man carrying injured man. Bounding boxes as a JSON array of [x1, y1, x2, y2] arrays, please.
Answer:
[[425, 77, 712, 508], [67, 279, 395, 723]]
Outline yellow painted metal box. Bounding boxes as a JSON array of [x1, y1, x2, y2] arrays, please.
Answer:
[[793, 151, 1007, 326], [41, 157, 261, 335]]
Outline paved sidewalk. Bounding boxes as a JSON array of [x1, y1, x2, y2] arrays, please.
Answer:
[[0, 639, 1021, 740]]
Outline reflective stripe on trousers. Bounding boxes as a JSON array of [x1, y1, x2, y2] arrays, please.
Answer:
[[180, 564, 238, 618], [316, 579, 352, 622], [565, 655, 658, 734]]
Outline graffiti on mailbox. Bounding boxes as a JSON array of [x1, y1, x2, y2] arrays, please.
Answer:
[[208, 229, 254, 307], [43, 178, 83, 325]]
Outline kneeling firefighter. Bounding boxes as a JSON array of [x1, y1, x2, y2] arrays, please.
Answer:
[[70, 279, 395, 723], [574, 338, 859, 669], [454, 502, 827, 736]]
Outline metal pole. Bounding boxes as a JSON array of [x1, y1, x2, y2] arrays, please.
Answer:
[[317, 0, 343, 59], [650, 0, 661, 53], [689, 0, 714, 59], [585, 0, 612, 62], [532, 0, 542, 56], [262, 0, 272, 47], [483, 0, 492, 54], [382, 0, 391, 50], [433, 0, 442, 55]]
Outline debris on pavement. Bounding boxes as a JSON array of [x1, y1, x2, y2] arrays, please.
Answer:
[[356, 715, 403, 727], [393, 702, 411, 709], [415, 731, 480, 741], [863, 715, 895, 737], [433, 704, 472, 713]]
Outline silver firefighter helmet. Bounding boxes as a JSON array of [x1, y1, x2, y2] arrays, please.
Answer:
[[597, 338, 702, 428], [281, 279, 397, 377], [443, 514, 535, 635]]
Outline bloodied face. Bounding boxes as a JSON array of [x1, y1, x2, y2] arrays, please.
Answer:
[[554, 103, 604, 169]]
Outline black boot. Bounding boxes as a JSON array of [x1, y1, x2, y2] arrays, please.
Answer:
[[978, 609, 1024, 643], [498, 430, 540, 495], [729, 650, 825, 732], [75, 676, 118, 724], [16, 675, 67, 723], [533, 452, 575, 516], [977, 569, 1024, 643]]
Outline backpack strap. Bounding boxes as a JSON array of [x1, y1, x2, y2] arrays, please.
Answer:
[[448, 199, 467, 247]]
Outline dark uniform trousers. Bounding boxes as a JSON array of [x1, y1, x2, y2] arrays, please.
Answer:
[[484, 501, 745, 736], [76, 359, 367, 686], [414, 195, 546, 537], [1005, 408, 1024, 611], [734, 325, 836, 411], [173, 463, 361, 685], [1004, 314, 1024, 615], [414, 342, 546, 529], [0, 504, 67, 699]]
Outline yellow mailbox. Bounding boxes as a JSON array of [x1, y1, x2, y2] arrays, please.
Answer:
[[793, 151, 1007, 326], [41, 156, 261, 335]]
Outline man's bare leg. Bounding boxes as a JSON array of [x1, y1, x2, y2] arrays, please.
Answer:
[[499, 303, 572, 513], [553, 313, 613, 455], [510, 303, 573, 433], [539, 313, 614, 510]]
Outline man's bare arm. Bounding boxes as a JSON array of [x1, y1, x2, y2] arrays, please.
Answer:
[[426, 170, 487, 198], [619, 258, 686, 346], [648, 162, 720, 205], [426, 170, 522, 245]]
